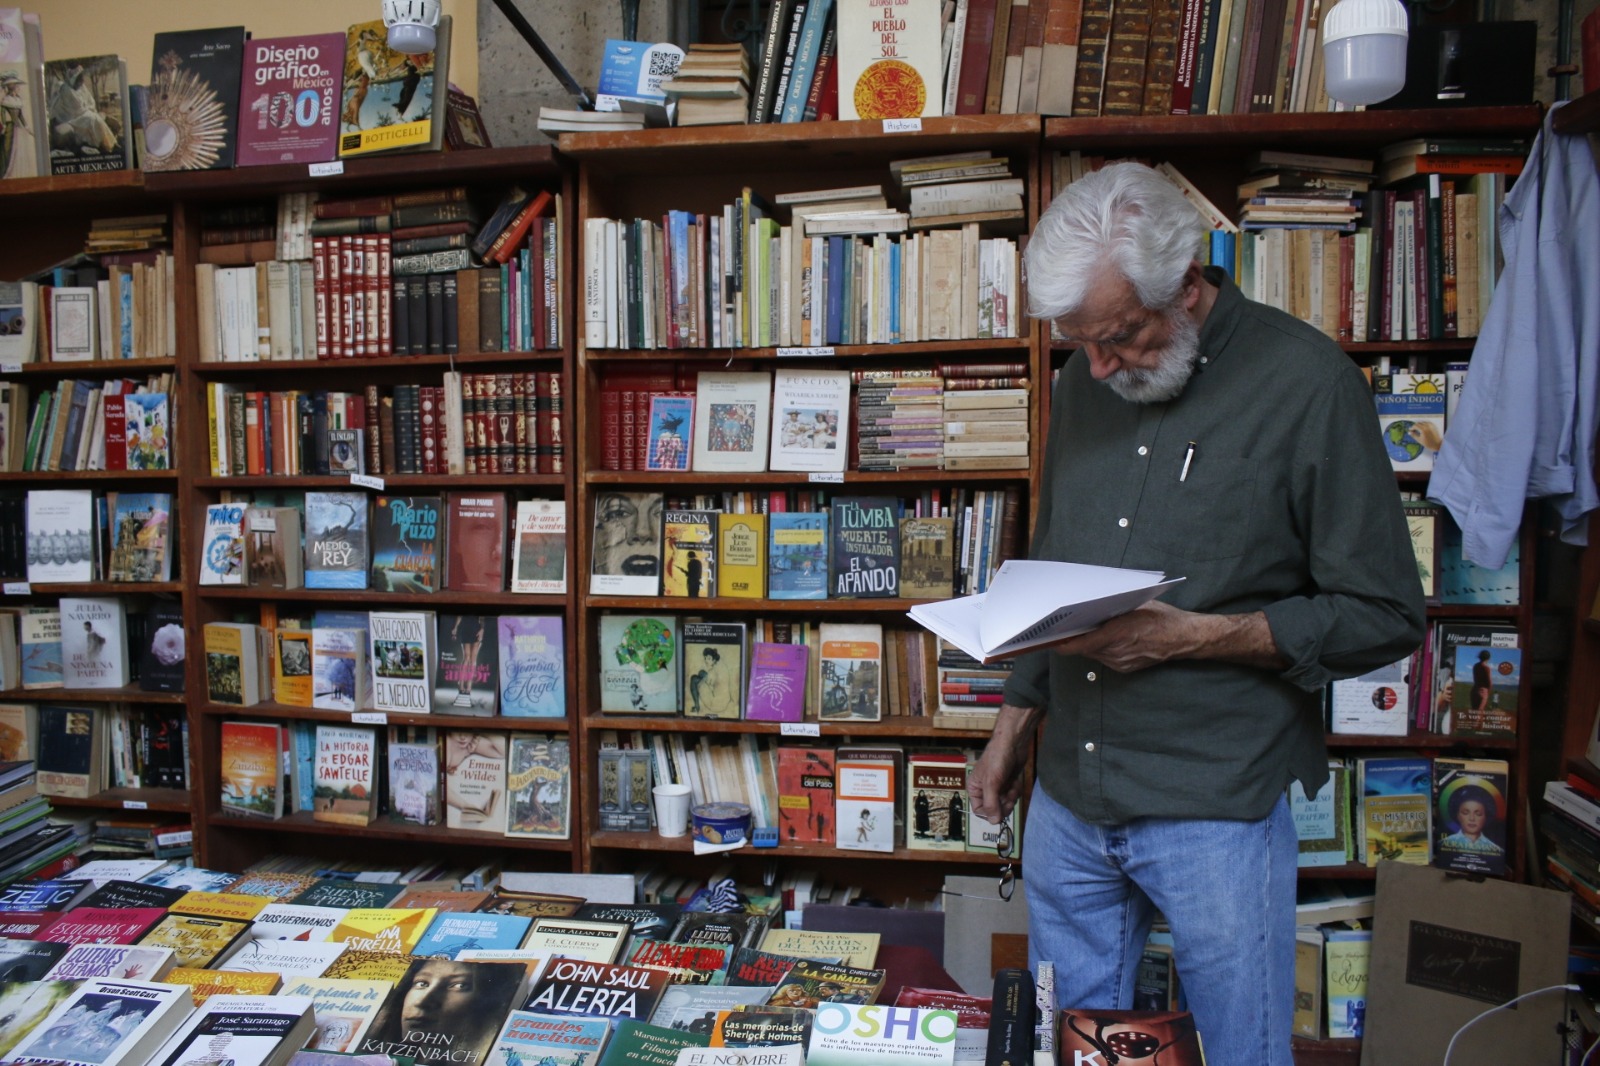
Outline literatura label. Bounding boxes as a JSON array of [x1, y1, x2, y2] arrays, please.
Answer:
[[122, 800, 148, 810], [309, 161, 344, 177], [2, 582, 30, 595], [350, 473, 385, 491], [883, 117, 922, 133], [0, 362, 21, 375], [808, 471, 844, 484], [352, 711, 388, 725], [781, 722, 822, 737], [776, 346, 836, 358]]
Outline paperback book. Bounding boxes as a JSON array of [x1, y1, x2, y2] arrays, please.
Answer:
[[767, 513, 829, 599], [435, 615, 499, 714], [370, 496, 441, 593], [26, 489, 94, 583], [745, 642, 808, 722], [60, 596, 129, 688], [44, 56, 133, 175], [144, 27, 248, 172], [830, 497, 900, 598], [512, 499, 568, 594], [769, 370, 850, 472], [681, 621, 747, 720], [368, 610, 436, 714], [691, 372, 771, 473], [816, 623, 883, 721], [445, 731, 507, 832], [498, 616, 565, 717], [387, 726, 442, 826], [235, 34, 345, 166], [108, 494, 173, 583], [662, 510, 717, 598], [590, 490, 664, 596], [312, 627, 368, 711], [598, 614, 679, 714], [199, 502, 246, 586], [356, 956, 527, 1065], [312, 724, 378, 826], [506, 734, 571, 839], [337, 17, 452, 158], [305, 492, 369, 590]]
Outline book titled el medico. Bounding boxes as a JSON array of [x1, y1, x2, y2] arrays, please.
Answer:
[[908, 559, 1184, 664]]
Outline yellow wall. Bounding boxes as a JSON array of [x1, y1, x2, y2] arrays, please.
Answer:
[[30, 0, 478, 98]]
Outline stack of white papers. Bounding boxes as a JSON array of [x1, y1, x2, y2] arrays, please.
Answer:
[[907, 559, 1184, 664]]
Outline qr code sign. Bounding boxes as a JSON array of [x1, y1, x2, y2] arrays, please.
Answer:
[[648, 50, 681, 77]]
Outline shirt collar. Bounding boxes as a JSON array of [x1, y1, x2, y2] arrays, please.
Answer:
[[1196, 264, 1243, 369]]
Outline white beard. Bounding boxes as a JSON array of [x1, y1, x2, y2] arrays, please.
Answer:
[[1104, 307, 1202, 404]]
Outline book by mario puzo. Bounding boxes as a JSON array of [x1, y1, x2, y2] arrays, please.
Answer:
[[907, 559, 1184, 664]]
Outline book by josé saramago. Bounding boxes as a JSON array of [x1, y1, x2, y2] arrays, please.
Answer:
[[906, 560, 1183, 664]]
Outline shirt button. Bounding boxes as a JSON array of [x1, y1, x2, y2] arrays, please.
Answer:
[[1200, 356, 1209, 364], [1137, 446, 1148, 456], [1117, 518, 1129, 528], [1086, 671, 1097, 681], [1085, 742, 1096, 752]]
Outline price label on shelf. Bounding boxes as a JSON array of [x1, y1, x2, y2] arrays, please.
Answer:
[[2, 582, 30, 595], [350, 473, 385, 491], [780, 722, 821, 737], [776, 346, 836, 358], [0, 362, 21, 375], [122, 800, 148, 810], [883, 118, 922, 133], [247, 513, 278, 533], [808, 472, 844, 484], [352, 711, 388, 725], [309, 161, 344, 177]]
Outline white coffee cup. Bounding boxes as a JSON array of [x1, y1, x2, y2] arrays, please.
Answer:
[[652, 782, 693, 837]]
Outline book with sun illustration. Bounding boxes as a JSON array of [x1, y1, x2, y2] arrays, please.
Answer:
[[1373, 373, 1445, 472], [338, 17, 453, 158], [144, 28, 248, 171]]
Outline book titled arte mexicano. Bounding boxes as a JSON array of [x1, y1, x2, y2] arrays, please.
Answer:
[[907, 559, 1184, 664]]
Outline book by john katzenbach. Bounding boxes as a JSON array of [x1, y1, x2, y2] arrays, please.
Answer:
[[908, 559, 1184, 664]]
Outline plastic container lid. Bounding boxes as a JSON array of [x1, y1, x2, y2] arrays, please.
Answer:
[[1323, 0, 1409, 44]]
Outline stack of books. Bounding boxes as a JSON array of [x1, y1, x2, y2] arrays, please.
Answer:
[[536, 107, 646, 135], [1238, 151, 1372, 232], [660, 43, 752, 126]]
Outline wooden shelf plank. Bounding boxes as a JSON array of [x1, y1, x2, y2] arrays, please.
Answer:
[[1297, 862, 1378, 880], [143, 145, 562, 199], [0, 685, 185, 704], [190, 352, 561, 376], [195, 587, 568, 607], [585, 595, 933, 612], [1, 582, 182, 596], [582, 337, 1033, 361], [588, 829, 1007, 863], [1553, 89, 1600, 135], [48, 787, 192, 813], [584, 470, 1026, 486], [584, 715, 996, 739], [1422, 604, 1522, 619], [7, 358, 177, 376], [207, 810, 574, 850], [192, 475, 565, 490], [0, 169, 147, 208], [199, 701, 570, 733], [1042, 106, 1544, 149], [0, 469, 176, 482], [1323, 731, 1516, 750]]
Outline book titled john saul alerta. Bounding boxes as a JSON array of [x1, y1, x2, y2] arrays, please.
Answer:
[[236, 34, 345, 166], [144, 27, 247, 172]]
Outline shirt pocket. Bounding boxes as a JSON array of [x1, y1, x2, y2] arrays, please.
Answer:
[[1143, 455, 1258, 562]]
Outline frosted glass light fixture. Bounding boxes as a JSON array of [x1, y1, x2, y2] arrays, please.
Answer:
[[1322, 0, 1409, 106], [383, 0, 441, 54]]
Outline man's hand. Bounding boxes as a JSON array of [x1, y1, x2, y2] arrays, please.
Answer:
[[968, 703, 1042, 823], [1052, 601, 1286, 673]]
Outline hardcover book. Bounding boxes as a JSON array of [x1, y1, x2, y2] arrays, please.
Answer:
[[304, 492, 369, 590], [716, 513, 765, 599], [355, 959, 525, 1063], [598, 614, 680, 714], [135, 912, 252, 968], [236, 34, 345, 166], [60, 597, 129, 688], [830, 496, 901, 598], [662, 510, 717, 599], [371, 496, 442, 593], [507, 733, 571, 839], [745, 643, 808, 722], [368, 610, 436, 714], [435, 615, 499, 714], [590, 490, 665, 596], [35, 703, 102, 798], [312, 627, 368, 711], [245, 902, 345, 941], [691, 372, 772, 473], [898, 517, 955, 599], [816, 623, 883, 721], [219, 721, 283, 819], [445, 493, 507, 592], [44, 56, 133, 175], [199, 502, 246, 586], [328, 908, 438, 955], [512, 499, 568, 594], [769, 370, 850, 472], [8, 979, 195, 1066], [835, 0, 944, 119], [144, 28, 248, 172], [499, 616, 566, 718], [681, 621, 747, 720], [776, 746, 835, 844], [312, 724, 378, 826], [274, 627, 314, 706], [522, 918, 633, 964], [445, 731, 507, 832], [277, 976, 388, 1051], [337, 17, 452, 158], [41, 942, 175, 982], [137, 601, 187, 693], [108, 493, 173, 583], [26, 489, 94, 583], [524, 958, 671, 1022], [413, 911, 533, 958], [291, 880, 405, 910], [388, 726, 442, 825]]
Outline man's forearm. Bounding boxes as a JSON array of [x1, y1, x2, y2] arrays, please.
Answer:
[[1190, 610, 1287, 671], [992, 702, 1044, 752]]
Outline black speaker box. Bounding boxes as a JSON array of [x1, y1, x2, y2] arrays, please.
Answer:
[[1373, 21, 1537, 109]]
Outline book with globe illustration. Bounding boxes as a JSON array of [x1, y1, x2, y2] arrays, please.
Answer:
[[1374, 373, 1445, 472], [597, 614, 679, 714], [337, 16, 452, 158], [144, 27, 248, 172]]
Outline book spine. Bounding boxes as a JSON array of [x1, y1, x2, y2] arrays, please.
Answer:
[[750, 0, 793, 123], [1070, 0, 1115, 115], [1140, 0, 1183, 114]]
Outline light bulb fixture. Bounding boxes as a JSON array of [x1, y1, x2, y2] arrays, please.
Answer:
[[1322, 0, 1410, 106], [383, 0, 441, 54]]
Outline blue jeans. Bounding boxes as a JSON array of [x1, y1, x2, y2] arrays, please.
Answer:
[[1022, 782, 1296, 1066]]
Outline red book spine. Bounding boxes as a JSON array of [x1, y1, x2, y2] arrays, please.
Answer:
[[367, 234, 385, 356], [496, 374, 516, 474], [1168, 0, 1203, 113], [245, 391, 265, 474], [512, 372, 530, 474], [102, 394, 126, 470], [619, 387, 637, 471], [532, 220, 548, 352], [600, 385, 622, 472], [1411, 189, 1430, 341], [955, 0, 1001, 114], [420, 386, 441, 474], [482, 376, 502, 477], [1337, 234, 1354, 342], [634, 389, 652, 469], [312, 238, 330, 360], [1441, 179, 1458, 339], [349, 235, 367, 358], [335, 236, 352, 359]]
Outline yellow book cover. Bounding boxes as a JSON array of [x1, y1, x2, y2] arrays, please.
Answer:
[[139, 913, 252, 968], [758, 928, 881, 969], [204, 621, 248, 703], [320, 948, 414, 982], [218, 720, 283, 819], [165, 967, 281, 1004], [172, 890, 273, 922], [275, 628, 314, 707], [716, 513, 765, 599], [329, 908, 438, 955], [338, 17, 452, 158], [662, 510, 716, 598], [835, 0, 945, 120]]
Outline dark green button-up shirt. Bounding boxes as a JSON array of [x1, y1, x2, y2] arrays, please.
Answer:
[[1002, 267, 1426, 823]]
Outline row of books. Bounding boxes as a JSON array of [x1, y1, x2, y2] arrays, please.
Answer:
[[219, 719, 569, 838], [583, 183, 1023, 350], [1538, 771, 1600, 929], [602, 367, 1030, 475], [14, 702, 189, 799], [199, 493, 565, 595], [1289, 754, 1511, 878], [1, 380, 171, 473], [14, 490, 176, 585], [1, 252, 177, 364], [203, 373, 566, 478], [203, 609, 564, 718], [589, 489, 1019, 602], [0, 596, 182, 694]]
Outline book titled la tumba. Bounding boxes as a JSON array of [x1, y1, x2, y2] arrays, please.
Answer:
[[907, 559, 1184, 664]]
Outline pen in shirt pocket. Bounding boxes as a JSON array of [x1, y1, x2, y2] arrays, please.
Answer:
[[1179, 441, 1196, 482]]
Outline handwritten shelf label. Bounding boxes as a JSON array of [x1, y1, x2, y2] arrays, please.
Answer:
[[776, 346, 836, 358], [350, 473, 385, 491], [2, 582, 30, 595], [309, 161, 344, 177], [122, 800, 148, 810], [808, 472, 845, 484], [352, 711, 388, 725], [883, 118, 922, 133], [780, 722, 822, 737]]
